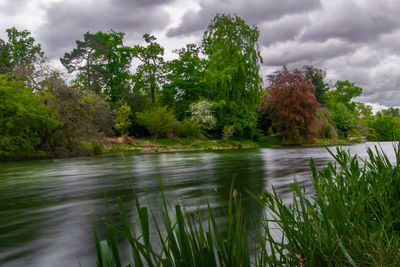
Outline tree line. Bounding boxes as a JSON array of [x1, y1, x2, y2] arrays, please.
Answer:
[[0, 14, 399, 159]]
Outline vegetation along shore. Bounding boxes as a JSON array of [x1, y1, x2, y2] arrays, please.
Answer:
[[1, 14, 399, 161]]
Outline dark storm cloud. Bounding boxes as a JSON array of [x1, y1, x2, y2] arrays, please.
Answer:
[[167, 0, 321, 37], [37, 0, 173, 59]]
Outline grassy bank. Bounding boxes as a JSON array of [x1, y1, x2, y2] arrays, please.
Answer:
[[96, 136, 358, 155], [95, 144, 400, 266]]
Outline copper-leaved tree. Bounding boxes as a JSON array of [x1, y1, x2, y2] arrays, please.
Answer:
[[261, 68, 321, 144]]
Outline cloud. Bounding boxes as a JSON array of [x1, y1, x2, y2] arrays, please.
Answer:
[[37, 0, 173, 59], [167, 0, 321, 37], [262, 39, 356, 67], [301, 0, 400, 43]]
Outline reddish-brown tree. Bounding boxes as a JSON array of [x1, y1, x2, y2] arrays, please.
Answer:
[[260, 68, 321, 144]]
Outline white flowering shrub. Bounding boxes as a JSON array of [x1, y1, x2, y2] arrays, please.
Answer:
[[189, 100, 217, 130]]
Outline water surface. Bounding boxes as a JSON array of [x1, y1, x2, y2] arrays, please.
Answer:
[[0, 142, 397, 266]]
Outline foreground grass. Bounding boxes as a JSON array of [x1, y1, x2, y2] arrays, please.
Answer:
[[95, 144, 400, 266]]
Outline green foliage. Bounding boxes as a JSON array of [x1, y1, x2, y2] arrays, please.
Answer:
[[0, 27, 44, 74], [176, 118, 201, 138], [261, 145, 400, 266], [331, 102, 356, 136], [61, 30, 133, 102], [162, 43, 206, 119], [132, 34, 165, 105], [94, 184, 256, 267], [303, 65, 329, 106], [114, 104, 131, 136], [317, 107, 338, 139], [136, 106, 176, 139], [371, 115, 400, 141], [327, 80, 362, 112], [377, 107, 400, 117], [222, 125, 235, 140], [0, 75, 61, 159], [40, 74, 113, 155], [202, 14, 262, 138]]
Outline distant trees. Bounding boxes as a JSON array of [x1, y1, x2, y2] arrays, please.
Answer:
[[303, 65, 329, 106], [260, 68, 320, 144], [0, 27, 44, 74], [0, 75, 60, 158], [132, 34, 165, 106], [162, 43, 206, 120], [61, 30, 133, 102]]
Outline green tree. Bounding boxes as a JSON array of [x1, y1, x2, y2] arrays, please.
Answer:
[[162, 43, 206, 119], [327, 80, 362, 112], [0, 27, 44, 74], [61, 30, 133, 102], [371, 115, 400, 141], [39, 72, 113, 155], [330, 103, 356, 136], [303, 65, 329, 106], [114, 104, 131, 136], [202, 13, 263, 138], [136, 106, 176, 139], [132, 34, 164, 106], [0, 75, 60, 158]]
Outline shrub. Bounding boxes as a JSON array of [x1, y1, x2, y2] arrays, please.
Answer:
[[176, 118, 201, 138], [136, 106, 176, 139]]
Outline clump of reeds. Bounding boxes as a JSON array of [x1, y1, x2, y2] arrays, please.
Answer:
[[93, 183, 266, 267], [261, 144, 400, 266], [94, 144, 400, 266]]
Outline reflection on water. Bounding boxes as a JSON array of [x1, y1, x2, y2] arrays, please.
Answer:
[[0, 142, 397, 266]]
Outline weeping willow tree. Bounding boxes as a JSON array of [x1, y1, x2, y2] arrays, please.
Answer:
[[202, 14, 263, 138]]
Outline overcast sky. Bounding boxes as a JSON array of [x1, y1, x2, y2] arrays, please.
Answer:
[[1, 0, 399, 110]]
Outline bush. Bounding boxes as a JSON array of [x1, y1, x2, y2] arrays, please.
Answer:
[[136, 106, 176, 139], [176, 118, 201, 138]]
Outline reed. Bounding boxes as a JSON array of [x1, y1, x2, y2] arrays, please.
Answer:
[[94, 144, 400, 266]]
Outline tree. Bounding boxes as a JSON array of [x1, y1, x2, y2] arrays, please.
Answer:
[[114, 104, 131, 136], [327, 80, 362, 112], [371, 115, 400, 141], [136, 106, 176, 139], [303, 65, 329, 106], [61, 30, 133, 102], [0, 75, 60, 158], [0, 27, 44, 74], [202, 14, 263, 138], [162, 43, 206, 119], [261, 68, 320, 144], [132, 34, 164, 106], [39, 72, 113, 155]]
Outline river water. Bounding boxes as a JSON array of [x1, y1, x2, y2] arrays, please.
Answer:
[[0, 142, 397, 266]]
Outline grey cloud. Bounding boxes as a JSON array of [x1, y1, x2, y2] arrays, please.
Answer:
[[167, 0, 321, 37], [259, 14, 310, 46], [37, 0, 172, 59], [262, 39, 355, 67], [301, 0, 400, 43]]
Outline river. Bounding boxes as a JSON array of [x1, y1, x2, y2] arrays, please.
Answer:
[[0, 142, 397, 266]]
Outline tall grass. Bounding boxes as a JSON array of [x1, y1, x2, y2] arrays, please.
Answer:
[[94, 144, 400, 266], [261, 144, 400, 266], [94, 183, 267, 267]]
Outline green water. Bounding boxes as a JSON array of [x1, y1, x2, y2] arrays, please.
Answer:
[[0, 142, 397, 266]]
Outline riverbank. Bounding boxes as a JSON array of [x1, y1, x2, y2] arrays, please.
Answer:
[[0, 136, 360, 161], [95, 135, 359, 155]]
